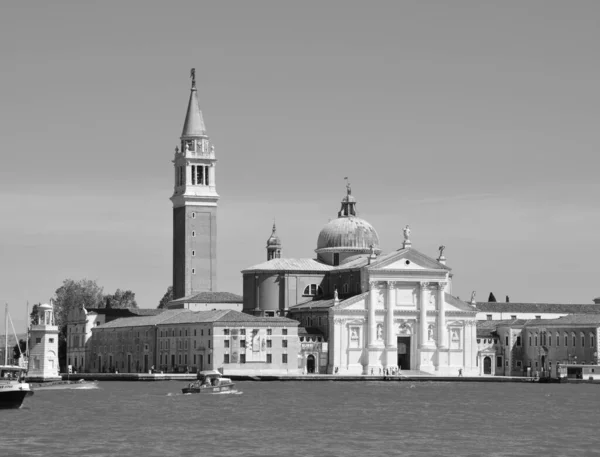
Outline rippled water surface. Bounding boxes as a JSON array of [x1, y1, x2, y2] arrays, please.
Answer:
[[3, 380, 600, 456]]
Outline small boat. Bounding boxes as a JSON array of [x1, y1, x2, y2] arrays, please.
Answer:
[[0, 365, 34, 409], [182, 370, 235, 394]]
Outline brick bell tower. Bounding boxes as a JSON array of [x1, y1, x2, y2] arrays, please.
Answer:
[[171, 69, 218, 300]]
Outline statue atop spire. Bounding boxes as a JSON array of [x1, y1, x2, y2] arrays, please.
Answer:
[[190, 68, 196, 88], [345, 177, 351, 195]]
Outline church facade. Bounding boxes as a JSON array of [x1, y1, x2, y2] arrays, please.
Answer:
[[242, 186, 479, 376]]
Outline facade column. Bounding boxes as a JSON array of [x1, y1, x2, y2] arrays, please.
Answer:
[[386, 281, 396, 348], [368, 282, 377, 347], [437, 282, 447, 348], [419, 282, 429, 347], [254, 274, 260, 314]]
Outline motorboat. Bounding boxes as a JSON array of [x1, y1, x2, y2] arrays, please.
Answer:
[[0, 365, 33, 409], [182, 370, 235, 394]]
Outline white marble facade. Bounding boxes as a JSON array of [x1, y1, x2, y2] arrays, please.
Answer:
[[328, 254, 478, 376]]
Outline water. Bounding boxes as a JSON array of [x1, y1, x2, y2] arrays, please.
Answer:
[[3, 380, 600, 457]]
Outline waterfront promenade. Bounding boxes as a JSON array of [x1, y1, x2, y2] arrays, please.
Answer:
[[56, 371, 538, 383]]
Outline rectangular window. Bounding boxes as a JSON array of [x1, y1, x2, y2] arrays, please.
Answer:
[[267, 339, 272, 348], [486, 315, 492, 321], [193, 340, 196, 349], [240, 329, 246, 335], [192, 250, 195, 256], [224, 354, 229, 364], [516, 336, 521, 346], [49, 338, 54, 343], [535, 336, 538, 346], [208, 340, 211, 348], [535, 315, 541, 319], [497, 357, 503, 368], [208, 354, 211, 365], [573, 335, 576, 346], [240, 354, 246, 363], [204, 166, 209, 186], [224, 340, 229, 348], [282, 354, 288, 364], [267, 329, 272, 336], [529, 336, 532, 346], [240, 340, 246, 348], [224, 329, 230, 335], [266, 354, 272, 364], [184, 354, 188, 364], [549, 335, 552, 346], [178, 354, 182, 364], [194, 329, 197, 336], [282, 329, 288, 336], [565, 335, 568, 346], [510, 315, 517, 320], [192, 268, 195, 274], [582, 336, 585, 347], [36, 337, 41, 344], [516, 360, 522, 368], [201, 329, 203, 336], [193, 354, 196, 365], [282, 340, 288, 348], [505, 336, 508, 345], [208, 329, 211, 336]]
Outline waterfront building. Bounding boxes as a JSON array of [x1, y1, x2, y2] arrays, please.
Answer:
[[476, 314, 600, 377], [90, 309, 300, 375], [66, 305, 163, 373], [27, 301, 61, 381], [242, 186, 479, 376]]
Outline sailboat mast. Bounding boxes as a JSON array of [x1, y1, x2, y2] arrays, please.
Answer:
[[25, 301, 29, 360], [4, 303, 8, 365]]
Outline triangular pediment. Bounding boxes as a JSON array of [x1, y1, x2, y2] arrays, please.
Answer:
[[369, 248, 450, 271], [333, 292, 368, 311]]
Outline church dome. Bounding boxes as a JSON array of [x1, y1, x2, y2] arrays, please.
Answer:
[[315, 183, 381, 255], [316, 216, 380, 253]]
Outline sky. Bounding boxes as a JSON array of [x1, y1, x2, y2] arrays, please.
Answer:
[[1, 1, 600, 334]]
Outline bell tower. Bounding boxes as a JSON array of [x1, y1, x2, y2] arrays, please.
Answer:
[[171, 69, 219, 300]]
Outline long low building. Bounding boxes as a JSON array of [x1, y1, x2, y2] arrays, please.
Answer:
[[474, 301, 600, 321], [88, 309, 300, 376]]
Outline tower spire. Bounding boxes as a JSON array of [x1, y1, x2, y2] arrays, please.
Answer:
[[181, 67, 206, 137], [266, 220, 282, 260]]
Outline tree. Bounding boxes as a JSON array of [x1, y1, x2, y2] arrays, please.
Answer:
[[53, 278, 104, 371], [104, 289, 138, 309], [13, 339, 27, 360], [488, 292, 497, 302], [157, 286, 173, 309], [53, 279, 104, 330]]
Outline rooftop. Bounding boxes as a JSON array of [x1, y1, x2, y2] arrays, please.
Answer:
[[474, 302, 600, 314], [168, 291, 243, 306]]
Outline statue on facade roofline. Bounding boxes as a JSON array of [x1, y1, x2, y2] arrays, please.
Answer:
[[438, 245, 446, 257], [403, 225, 411, 241], [470, 291, 476, 303], [334, 289, 338, 300]]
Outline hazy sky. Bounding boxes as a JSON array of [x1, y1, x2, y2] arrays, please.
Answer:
[[2, 1, 600, 333]]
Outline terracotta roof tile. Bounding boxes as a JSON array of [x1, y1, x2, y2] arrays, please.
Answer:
[[168, 291, 243, 305]]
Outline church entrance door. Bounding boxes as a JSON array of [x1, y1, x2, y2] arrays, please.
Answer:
[[483, 356, 492, 374], [144, 354, 149, 373], [397, 337, 411, 370], [307, 355, 315, 374], [127, 354, 132, 373]]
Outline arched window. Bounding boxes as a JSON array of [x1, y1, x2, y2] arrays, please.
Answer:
[[534, 334, 538, 346], [548, 334, 552, 346], [303, 284, 324, 297], [564, 333, 568, 346], [556, 332, 560, 347], [572, 333, 576, 347], [581, 333, 585, 347]]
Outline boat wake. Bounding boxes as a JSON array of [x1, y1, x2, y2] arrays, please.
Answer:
[[168, 390, 242, 396]]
